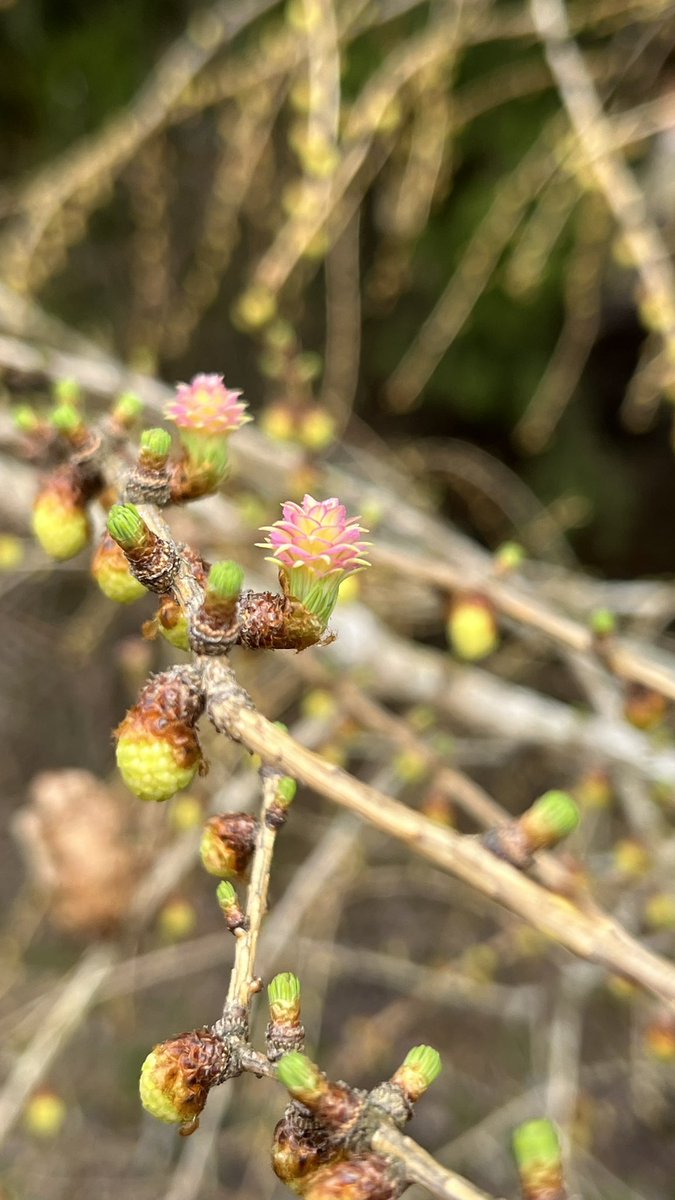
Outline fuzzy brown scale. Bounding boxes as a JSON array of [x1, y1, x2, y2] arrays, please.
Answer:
[[115, 668, 205, 770], [125, 455, 172, 506], [237, 591, 326, 651], [152, 1027, 232, 1129], [302, 1153, 403, 1200], [42, 460, 103, 509], [124, 528, 180, 593], [265, 1019, 306, 1062], [169, 455, 224, 503], [520, 1169, 566, 1200], [272, 1103, 337, 1192], [265, 802, 289, 831], [190, 597, 241, 654], [306, 1083, 366, 1140]]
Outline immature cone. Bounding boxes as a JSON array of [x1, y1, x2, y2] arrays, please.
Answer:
[[92, 532, 148, 604], [277, 1053, 363, 1135], [267, 973, 305, 1060], [115, 668, 204, 802], [165, 374, 250, 500], [303, 1156, 402, 1200], [258, 495, 370, 630], [199, 812, 258, 877], [139, 1027, 229, 1128], [32, 469, 91, 560], [447, 594, 498, 661], [512, 1119, 566, 1200]]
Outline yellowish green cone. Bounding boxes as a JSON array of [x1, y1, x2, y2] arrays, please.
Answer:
[[116, 734, 197, 802], [139, 1051, 186, 1124], [33, 497, 90, 560]]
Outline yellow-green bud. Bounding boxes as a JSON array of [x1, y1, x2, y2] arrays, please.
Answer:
[[391, 1045, 442, 1102], [521, 791, 579, 851], [277, 1052, 324, 1101], [113, 391, 143, 427], [206, 560, 245, 602], [107, 503, 149, 552], [447, 595, 498, 661], [512, 1119, 564, 1198], [268, 972, 302, 1023], [140, 427, 172, 463]]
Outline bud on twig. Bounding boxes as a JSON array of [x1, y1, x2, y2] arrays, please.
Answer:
[[125, 428, 173, 504], [200, 812, 258, 877], [277, 1053, 363, 1136], [110, 391, 143, 431], [512, 1119, 566, 1200], [139, 1027, 230, 1131], [216, 881, 248, 932], [484, 791, 579, 868], [115, 668, 204, 802], [107, 503, 179, 593], [389, 1045, 442, 1104], [266, 973, 305, 1060], [190, 560, 245, 653], [446, 594, 498, 661]]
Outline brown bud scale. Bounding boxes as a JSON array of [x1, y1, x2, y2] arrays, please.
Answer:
[[266, 1020, 306, 1062], [203, 812, 258, 875], [238, 591, 325, 651], [115, 668, 204, 769], [123, 527, 180, 593], [303, 1154, 402, 1200], [272, 1103, 336, 1191]]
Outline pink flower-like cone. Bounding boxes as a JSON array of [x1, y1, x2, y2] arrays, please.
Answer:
[[165, 374, 250, 498], [165, 374, 250, 437], [258, 495, 370, 628]]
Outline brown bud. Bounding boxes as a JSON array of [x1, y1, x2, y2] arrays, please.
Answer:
[[139, 1027, 230, 1127], [238, 591, 326, 651], [271, 1104, 334, 1192], [623, 682, 668, 731], [303, 1155, 402, 1200], [200, 812, 258, 878]]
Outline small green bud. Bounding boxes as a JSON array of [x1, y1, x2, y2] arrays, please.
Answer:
[[107, 503, 148, 551], [51, 402, 82, 435], [113, 391, 143, 426], [402, 1045, 441, 1087], [217, 880, 237, 911], [52, 378, 81, 405], [268, 972, 301, 1014], [590, 608, 616, 637], [140, 427, 172, 461], [277, 1052, 323, 1099], [207, 560, 245, 601], [495, 541, 525, 573], [521, 790, 579, 851], [391, 1045, 442, 1101], [512, 1117, 562, 1175], [12, 404, 39, 433], [277, 776, 297, 806]]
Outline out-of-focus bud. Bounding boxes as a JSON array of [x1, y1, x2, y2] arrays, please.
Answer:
[[0, 535, 24, 569], [614, 838, 650, 880], [519, 791, 580, 853], [644, 1011, 675, 1062], [111, 391, 143, 429], [169, 794, 203, 832], [494, 542, 525, 575], [589, 607, 616, 639], [92, 532, 148, 604], [158, 897, 197, 942], [512, 1119, 565, 1200], [623, 682, 668, 731], [23, 1089, 67, 1139], [33, 469, 91, 561], [573, 767, 612, 810], [446, 594, 498, 661], [643, 892, 675, 930]]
